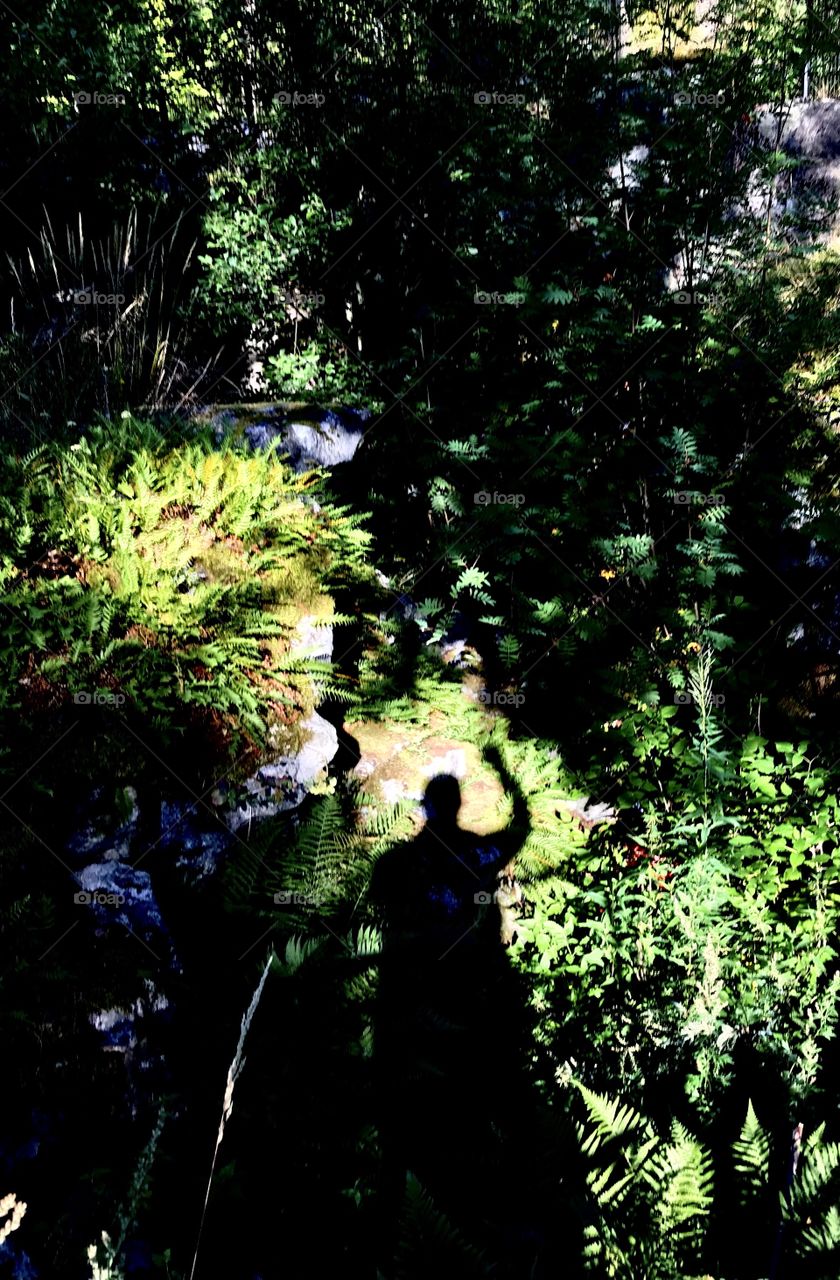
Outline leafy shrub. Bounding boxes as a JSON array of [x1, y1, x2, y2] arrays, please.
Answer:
[[0, 415, 371, 769]]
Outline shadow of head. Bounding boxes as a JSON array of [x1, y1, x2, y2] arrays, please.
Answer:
[[421, 773, 461, 826]]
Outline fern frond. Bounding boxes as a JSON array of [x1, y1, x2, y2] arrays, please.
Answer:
[[576, 1084, 649, 1150], [395, 1173, 490, 1278], [732, 1100, 770, 1205], [649, 1119, 714, 1236]]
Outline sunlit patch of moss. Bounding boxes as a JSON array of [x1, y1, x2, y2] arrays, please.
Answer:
[[349, 718, 507, 835], [346, 622, 510, 832], [260, 558, 329, 611], [195, 539, 250, 585]]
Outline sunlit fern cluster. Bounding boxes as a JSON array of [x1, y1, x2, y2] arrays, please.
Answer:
[[575, 1085, 840, 1278], [0, 416, 372, 764]]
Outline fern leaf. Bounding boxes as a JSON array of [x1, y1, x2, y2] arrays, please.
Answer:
[[732, 1100, 770, 1205]]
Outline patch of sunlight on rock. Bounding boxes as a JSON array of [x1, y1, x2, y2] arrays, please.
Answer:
[[348, 719, 507, 836]]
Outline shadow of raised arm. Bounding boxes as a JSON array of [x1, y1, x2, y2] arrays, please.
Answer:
[[480, 743, 531, 945], [482, 741, 530, 868]]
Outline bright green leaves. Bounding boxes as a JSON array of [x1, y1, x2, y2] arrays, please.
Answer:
[[0, 416, 371, 762]]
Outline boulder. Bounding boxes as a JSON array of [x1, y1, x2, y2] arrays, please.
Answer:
[[751, 100, 840, 238], [244, 406, 370, 472], [608, 144, 650, 193], [158, 800, 232, 885], [759, 99, 840, 161], [226, 711, 339, 832], [74, 862, 174, 960], [290, 614, 334, 664], [90, 981, 170, 1056]]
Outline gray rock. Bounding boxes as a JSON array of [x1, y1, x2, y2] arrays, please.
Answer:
[[752, 100, 840, 237], [159, 800, 232, 885], [289, 614, 334, 664], [90, 1005, 139, 1052], [89, 980, 173, 1119], [759, 99, 840, 161], [264, 710, 339, 787], [90, 980, 170, 1055], [380, 593, 418, 623], [661, 99, 840, 293], [75, 862, 173, 959], [226, 712, 339, 832], [608, 144, 650, 193], [174, 836, 230, 885], [244, 407, 369, 472], [209, 408, 239, 442]]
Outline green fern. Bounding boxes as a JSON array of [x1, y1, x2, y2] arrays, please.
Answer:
[[732, 1100, 770, 1206], [394, 1173, 490, 1278], [576, 1093, 840, 1277], [0, 415, 372, 774], [646, 1119, 714, 1241]]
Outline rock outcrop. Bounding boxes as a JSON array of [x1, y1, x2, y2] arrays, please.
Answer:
[[241, 405, 370, 471], [226, 711, 339, 832]]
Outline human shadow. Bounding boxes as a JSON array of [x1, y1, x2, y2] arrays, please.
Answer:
[[370, 752, 567, 1275]]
